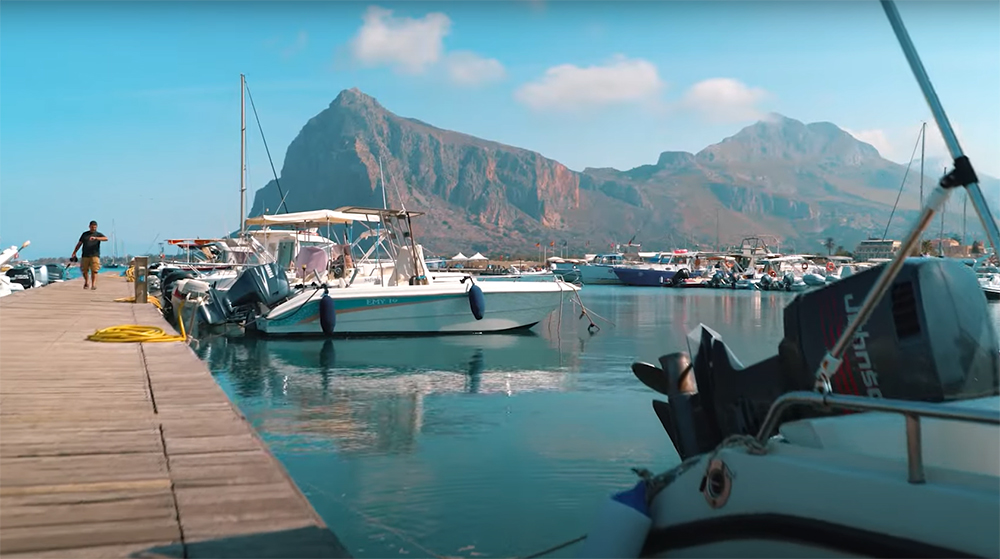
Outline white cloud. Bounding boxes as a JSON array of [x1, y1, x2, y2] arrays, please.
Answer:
[[445, 51, 506, 87], [847, 123, 956, 166], [514, 55, 663, 111], [845, 128, 893, 157], [349, 6, 451, 74], [680, 78, 769, 123]]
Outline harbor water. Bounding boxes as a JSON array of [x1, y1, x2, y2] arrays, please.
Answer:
[[197, 286, 1000, 559]]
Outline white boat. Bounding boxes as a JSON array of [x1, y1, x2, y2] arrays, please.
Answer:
[[0, 241, 30, 298], [180, 207, 580, 337], [579, 5, 1000, 555], [583, 257, 999, 559], [579, 253, 630, 285]]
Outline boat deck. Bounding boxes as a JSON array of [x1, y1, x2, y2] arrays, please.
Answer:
[[0, 276, 350, 558]]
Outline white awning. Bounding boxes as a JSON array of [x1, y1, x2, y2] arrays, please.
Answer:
[[451, 253, 468, 260], [245, 209, 380, 227], [468, 252, 488, 260]]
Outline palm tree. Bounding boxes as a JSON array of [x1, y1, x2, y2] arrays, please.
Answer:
[[920, 239, 936, 256], [823, 237, 836, 256]]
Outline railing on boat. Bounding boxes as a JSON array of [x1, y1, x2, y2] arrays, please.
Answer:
[[756, 391, 1000, 484]]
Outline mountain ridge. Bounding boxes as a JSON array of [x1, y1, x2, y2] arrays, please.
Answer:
[[249, 89, 996, 255]]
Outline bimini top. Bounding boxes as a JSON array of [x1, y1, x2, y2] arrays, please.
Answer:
[[335, 206, 425, 219], [245, 209, 381, 227]]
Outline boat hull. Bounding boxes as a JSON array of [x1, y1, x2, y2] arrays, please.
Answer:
[[579, 264, 623, 285], [612, 267, 674, 287], [257, 281, 578, 336]]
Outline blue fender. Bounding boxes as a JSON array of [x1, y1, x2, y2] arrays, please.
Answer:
[[468, 283, 486, 320], [319, 292, 336, 335]]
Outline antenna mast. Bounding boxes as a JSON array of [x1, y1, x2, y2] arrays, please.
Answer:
[[240, 73, 247, 237]]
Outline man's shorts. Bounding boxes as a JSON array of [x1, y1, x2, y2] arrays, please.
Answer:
[[80, 256, 101, 273]]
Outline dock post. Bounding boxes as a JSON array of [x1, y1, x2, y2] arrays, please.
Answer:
[[133, 256, 149, 304]]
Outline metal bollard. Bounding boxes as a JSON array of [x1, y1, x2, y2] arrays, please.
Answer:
[[133, 256, 149, 304]]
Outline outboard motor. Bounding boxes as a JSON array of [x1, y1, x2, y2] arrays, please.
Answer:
[[670, 268, 690, 287], [160, 270, 197, 319], [5, 266, 35, 290], [199, 263, 293, 327], [45, 264, 67, 282], [782, 271, 795, 290], [32, 265, 49, 287], [634, 258, 1000, 461]]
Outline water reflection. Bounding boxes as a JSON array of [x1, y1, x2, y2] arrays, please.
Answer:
[[198, 287, 849, 559], [199, 333, 579, 456]]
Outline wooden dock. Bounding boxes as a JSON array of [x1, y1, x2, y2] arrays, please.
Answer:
[[0, 276, 351, 558]]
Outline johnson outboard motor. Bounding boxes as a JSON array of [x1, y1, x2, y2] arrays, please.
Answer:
[[634, 257, 1000, 460], [201, 263, 293, 326], [5, 266, 35, 290]]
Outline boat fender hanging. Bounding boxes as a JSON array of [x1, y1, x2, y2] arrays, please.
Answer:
[[468, 282, 486, 320], [319, 288, 336, 335], [578, 481, 652, 558]]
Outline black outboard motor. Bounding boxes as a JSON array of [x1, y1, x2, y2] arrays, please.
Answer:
[[5, 266, 35, 290], [225, 263, 292, 308], [635, 258, 1000, 461], [201, 263, 293, 327], [670, 268, 690, 287]]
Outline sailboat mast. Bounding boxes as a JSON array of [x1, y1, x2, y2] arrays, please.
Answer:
[[919, 122, 925, 207], [918, 122, 925, 251], [240, 73, 247, 238]]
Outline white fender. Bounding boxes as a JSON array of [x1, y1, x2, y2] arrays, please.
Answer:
[[578, 481, 652, 558]]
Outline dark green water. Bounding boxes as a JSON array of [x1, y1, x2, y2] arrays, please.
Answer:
[[196, 286, 1000, 559]]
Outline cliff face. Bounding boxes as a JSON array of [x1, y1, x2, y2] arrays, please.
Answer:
[[249, 89, 579, 251], [249, 89, 996, 254]]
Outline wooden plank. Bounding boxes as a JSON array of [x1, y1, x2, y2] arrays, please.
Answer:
[[0, 518, 182, 554], [0, 278, 348, 558]]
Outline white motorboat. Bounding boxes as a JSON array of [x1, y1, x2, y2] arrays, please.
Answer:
[[0, 241, 30, 298], [179, 207, 580, 337]]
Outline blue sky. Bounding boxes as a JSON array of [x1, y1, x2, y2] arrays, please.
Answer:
[[2, 1, 998, 257]]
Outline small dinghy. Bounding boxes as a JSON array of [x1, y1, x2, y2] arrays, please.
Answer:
[[583, 258, 999, 558], [580, 4, 1000, 556]]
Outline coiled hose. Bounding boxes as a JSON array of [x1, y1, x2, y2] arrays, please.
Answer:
[[88, 299, 187, 343]]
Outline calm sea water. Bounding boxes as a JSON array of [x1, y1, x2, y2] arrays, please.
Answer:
[[196, 286, 1000, 559]]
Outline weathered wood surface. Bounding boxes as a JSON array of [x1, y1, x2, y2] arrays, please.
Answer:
[[0, 277, 350, 558]]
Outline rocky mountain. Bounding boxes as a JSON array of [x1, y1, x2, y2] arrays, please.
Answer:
[[248, 89, 997, 256]]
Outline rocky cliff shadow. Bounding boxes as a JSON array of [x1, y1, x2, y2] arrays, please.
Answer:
[[132, 526, 351, 559]]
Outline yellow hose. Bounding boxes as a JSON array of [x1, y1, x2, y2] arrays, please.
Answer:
[[88, 300, 186, 343]]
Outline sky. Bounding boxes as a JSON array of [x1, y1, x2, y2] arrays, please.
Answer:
[[2, 0, 998, 257]]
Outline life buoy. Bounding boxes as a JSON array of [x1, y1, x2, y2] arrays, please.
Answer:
[[768, 269, 777, 278], [801, 262, 809, 272], [826, 261, 836, 272]]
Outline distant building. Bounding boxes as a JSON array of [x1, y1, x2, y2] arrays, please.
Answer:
[[854, 239, 902, 262], [927, 238, 970, 258]]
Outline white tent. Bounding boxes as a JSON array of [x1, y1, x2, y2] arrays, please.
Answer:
[[469, 252, 488, 261], [451, 252, 469, 260]]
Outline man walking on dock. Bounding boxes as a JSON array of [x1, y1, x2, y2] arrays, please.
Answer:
[[72, 220, 107, 290]]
